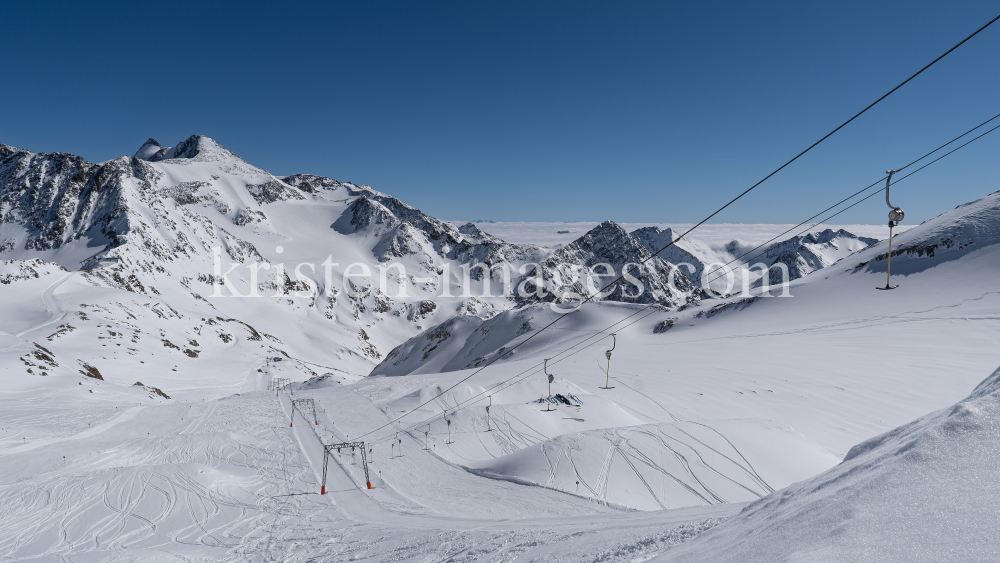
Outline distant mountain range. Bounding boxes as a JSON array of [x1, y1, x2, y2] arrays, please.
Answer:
[[0, 135, 882, 384]]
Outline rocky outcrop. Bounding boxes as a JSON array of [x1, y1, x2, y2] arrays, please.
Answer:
[[517, 221, 698, 307]]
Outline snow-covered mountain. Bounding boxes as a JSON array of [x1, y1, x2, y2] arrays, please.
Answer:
[[631, 225, 877, 291], [3, 135, 1000, 562], [0, 135, 560, 387], [518, 221, 700, 308], [759, 228, 877, 285], [1, 135, 879, 394]]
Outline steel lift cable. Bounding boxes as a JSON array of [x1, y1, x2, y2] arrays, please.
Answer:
[[365, 306, 654, 445], [367, 307, 663, 447], [367, 113, 1000, 448], [635, 11, 1000, 274], [698, 113, 1000, 288], [702, 118, 1000, 289], [355, 14, 1000, 443], [699, 110, 1000, 288]]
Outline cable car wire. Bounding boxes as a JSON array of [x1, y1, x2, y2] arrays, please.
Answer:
[[368, 306, 663, 446], [368, 308, 654, 444], [721, 119, 1000, 281], [700, 110, 1000, 287], [797, 120, 1000, 236], [365, 110, 1000, 447], [354, 12, 1000, 442]]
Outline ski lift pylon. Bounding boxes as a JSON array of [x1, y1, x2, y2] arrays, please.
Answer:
[[600, 334, 616, 389], [485, 396, 493, 432], [879, 170, 904, 290], [542, 359, 555, 412]]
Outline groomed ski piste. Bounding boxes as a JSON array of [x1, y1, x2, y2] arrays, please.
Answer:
[[2, 136, 1000, 561]]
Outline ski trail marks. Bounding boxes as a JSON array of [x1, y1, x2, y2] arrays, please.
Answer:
[[0, 406, 145, 456], [15, 272, 73, 339]]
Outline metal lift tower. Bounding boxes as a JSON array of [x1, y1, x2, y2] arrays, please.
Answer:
[[321, 441, 372, 494]]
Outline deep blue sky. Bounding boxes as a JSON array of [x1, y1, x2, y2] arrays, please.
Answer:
[[2, 1, 998, 225]]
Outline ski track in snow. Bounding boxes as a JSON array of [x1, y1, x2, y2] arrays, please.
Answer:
[[0, 406, 145, 456], [681, 423, 774, 494], [669, 289, 1000, 346], [4, 141, 1000, 559], [0, 387, 740, 561], [14, 272, 73, 339]]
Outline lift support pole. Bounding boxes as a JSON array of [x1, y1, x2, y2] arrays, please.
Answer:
[[321, 441, 371, 494], [292, 398, 318, 427]]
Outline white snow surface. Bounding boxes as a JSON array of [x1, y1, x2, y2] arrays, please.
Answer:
[[655, 364, 1000, 562], [0, 136, 998, 561]]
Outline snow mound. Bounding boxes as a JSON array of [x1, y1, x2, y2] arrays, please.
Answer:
[[372, 307, 543, 376], [657, 364, 1000, 562], [468, 419, 839, 511], [299, 374, 343, 389]]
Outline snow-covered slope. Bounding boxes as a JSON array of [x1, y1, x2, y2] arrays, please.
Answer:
[[852, 189, 1000, 276], [0, 136, 557, 392], [372, 305, 544, 377], [1, 137, 378, 387], [3, 135, 999, 560], [1, 135, 878, 399], [359, 185, 1000, 515], [466, 418, 837, 511], [657, 363, 1000, 562]]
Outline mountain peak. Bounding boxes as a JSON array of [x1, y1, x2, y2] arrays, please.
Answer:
[[565, 220, 643, 256], [168, 135, 223, 159], [457, 222, 501, 245], [631, 225, 677, 246], [592, 219, 625, 234], [134, 138, 163, 160], [332, 196, 401, 236], [137, 135, 242, 163]]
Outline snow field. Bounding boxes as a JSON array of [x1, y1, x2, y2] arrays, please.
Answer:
[[3, 136, 1000, 560], [0, 378, 739, 561], [655, 364, 1000, 562]]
